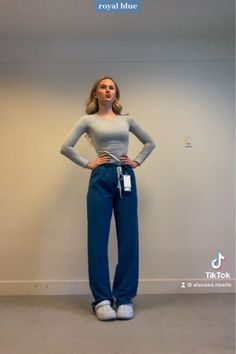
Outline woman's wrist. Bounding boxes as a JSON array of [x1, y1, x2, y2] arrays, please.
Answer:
[[132, 161, 140, 168], [87, 162, 94, 170]]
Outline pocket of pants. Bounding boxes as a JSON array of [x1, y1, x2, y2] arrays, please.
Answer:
[[90, 165, 101, 176], [88, 165, 104, 186]]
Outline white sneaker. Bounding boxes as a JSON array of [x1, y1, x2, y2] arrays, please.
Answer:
[[94, 300, 117, 321], [116, 304, 134, 320]]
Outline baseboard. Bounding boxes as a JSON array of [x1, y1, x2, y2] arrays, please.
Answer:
[[0, 278, 234, 296]]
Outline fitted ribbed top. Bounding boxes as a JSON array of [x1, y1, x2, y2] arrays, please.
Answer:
[[60, 114, 156, 168]]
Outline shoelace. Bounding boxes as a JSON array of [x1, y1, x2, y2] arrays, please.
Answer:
[[118, 304, 133, 311], [98, 304, 114, 313]]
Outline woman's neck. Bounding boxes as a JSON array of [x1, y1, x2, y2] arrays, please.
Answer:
[[97, 105, 116, 119]]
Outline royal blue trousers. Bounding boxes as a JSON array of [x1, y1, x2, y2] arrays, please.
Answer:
[[86, 163, 139, 310]]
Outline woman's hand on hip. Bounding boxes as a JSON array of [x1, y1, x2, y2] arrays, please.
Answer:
[[120, 155, 139, 168], [87, 153, 111, 170]]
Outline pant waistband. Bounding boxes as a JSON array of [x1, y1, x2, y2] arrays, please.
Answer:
[[99, 163, 130, 169]]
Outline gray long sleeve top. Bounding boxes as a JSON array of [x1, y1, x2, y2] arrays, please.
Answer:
[[60, 114, 156, 168]]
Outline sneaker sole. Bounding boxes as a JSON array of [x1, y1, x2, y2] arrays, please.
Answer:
[[117, 315, 134, 320], [94, 311, 117, 321], [96, 316, 117, 321]]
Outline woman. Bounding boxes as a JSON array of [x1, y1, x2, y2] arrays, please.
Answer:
[[60, 76, 156, 321]]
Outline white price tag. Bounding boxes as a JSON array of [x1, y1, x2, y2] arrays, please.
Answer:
[[123, 174, 131, 191]]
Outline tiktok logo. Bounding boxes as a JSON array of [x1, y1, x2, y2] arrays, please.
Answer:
[[211, 252, 225, 270], [205, 252, 230, 279]]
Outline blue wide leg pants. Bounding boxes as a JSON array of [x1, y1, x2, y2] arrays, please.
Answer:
[[86, 164, 139, 310]]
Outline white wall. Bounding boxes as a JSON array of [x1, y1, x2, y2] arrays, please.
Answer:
[[0, 37, 234, 294]]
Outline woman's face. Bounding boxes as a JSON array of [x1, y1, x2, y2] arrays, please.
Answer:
[[95, 79, 117, 105]]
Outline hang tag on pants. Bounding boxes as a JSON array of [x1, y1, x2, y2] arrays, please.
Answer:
[[123, 174, 131, 191]]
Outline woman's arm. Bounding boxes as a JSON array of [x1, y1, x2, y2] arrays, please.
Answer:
[[127, 116, 156, 165], [60, 116, 91, 168]]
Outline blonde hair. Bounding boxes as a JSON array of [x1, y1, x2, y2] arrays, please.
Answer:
[[85, 76, 122, 115]]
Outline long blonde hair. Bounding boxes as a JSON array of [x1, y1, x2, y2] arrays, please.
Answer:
[[85, 76, 122, 115]]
